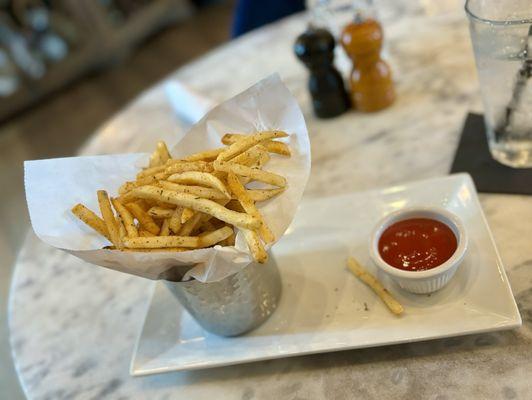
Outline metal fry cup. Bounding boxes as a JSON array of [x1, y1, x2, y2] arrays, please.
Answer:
[[164, 256, 282, 337]]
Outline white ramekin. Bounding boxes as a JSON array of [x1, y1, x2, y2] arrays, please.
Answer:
[[369, 207, 468, 294]]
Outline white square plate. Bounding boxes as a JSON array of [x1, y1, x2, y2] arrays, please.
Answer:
[[130, 173, 521, 376]]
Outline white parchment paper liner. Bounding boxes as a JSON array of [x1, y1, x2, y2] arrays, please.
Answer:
[[24, 74, 311, 282]]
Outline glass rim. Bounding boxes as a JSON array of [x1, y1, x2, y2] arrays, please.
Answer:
[[465, 0, 532, 25]]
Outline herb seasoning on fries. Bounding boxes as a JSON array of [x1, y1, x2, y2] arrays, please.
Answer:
[[71, 131, 290, 263]]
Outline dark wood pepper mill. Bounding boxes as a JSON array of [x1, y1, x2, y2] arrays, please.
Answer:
[[294, 26, 350, 119]]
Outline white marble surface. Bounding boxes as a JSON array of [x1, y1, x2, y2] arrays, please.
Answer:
[[9, 1, 532, 399]]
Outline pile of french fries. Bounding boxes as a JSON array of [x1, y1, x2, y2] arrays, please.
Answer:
[[71, 131, 291, 263]]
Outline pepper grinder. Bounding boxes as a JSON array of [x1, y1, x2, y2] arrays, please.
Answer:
[[294, 26, 350, 119], [340, 17, 395, 112]]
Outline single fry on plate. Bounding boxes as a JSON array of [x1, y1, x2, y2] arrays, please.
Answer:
[[347, 257, 404, 315]]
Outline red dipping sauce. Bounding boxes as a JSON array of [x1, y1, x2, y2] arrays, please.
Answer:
[[378, 218, 457, 271]]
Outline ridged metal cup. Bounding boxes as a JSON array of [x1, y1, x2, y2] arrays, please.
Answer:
[[164, 257, 282, 337]]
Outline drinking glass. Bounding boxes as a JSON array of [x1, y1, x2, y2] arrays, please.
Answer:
[[466, 0, 532, 168]]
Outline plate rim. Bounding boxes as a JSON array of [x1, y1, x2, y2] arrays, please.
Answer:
[[130, 173, 522, 376]]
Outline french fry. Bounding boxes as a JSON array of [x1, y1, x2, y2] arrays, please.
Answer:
[[148, 206, 175, 219], [221, 133, 250, 145], [181, 207, 194, 224], [157, 141, 171, 163], [247, 187, 285, 202], [231, 145, 267, 166], [169, 207, 183, 233], [117, 216, 127, 240], [111, 198, 138, 238], [72, 132, 291, 263], [182, 147, 224, 162], [71, 203, 111, 241], [241, 228, 268, 263], [137, 164, 166, 179], [216, 131, 288, 162], [117, 190, 138, 205], [236, 145, 270, 187], [198, 226, 234, 247], [136, 173, 168, 187], [264, 141, 291, 156], [227, 172, 275, 243], [120, 175, 162, 195], [165, 161, 211, 175], [133, 199, 150, 211], [167, 171, 231, 198], [124, 236, 200, 249], [347, 257, 404, 315], [255, 146, 271, 168], [97, 190, 122, 249], [178, 212, 202, 236], [130, 186, 260, 230], [160, 218, 170, 236], [159, 181, 228, 200], [125, 202, 160, 235], [119, 181, 137, 195], [149, 141, 171, 168], [222, 134, 291, 156], [214, 160, 286, 187], [149, 151, 163, 168], [120, 247, 188, 252]]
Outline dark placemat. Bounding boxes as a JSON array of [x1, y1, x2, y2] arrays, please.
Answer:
[[450, 113, 532, 195]]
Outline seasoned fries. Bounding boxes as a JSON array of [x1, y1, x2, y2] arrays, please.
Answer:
[[167, 171, 231, 198], [125, 202, 160, 235], [183, 148, 224, 162], [148, 206, 175, 219], [149, 141, 171, 167], [71, 203, 111, 241], [97, 190, 123, 249], [158, 181, 229, 200], [180, 207, 195, 224], [241, 229, 268, 263], [199, 226, 234, 247], [222, 133, 291, 156], [111, 198, 138, 238], [227, 172, 274, 243], [178, 212, 202, 236], [165, 160, 211, 175], [124, 236, 200, 248], [131, 186, 260, 230], [247, 188, 285, 202], [347, 257, 404, 315], [214, 160, 286, 187], [216, 131, 287, 162], [70, 132, 291, 263], [169, 207, 183, 233]]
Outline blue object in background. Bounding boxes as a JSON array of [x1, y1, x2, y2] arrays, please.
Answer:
[[232, 0, 305, 37]]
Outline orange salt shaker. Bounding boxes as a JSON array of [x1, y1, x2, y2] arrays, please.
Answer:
[[340, 18, 395, 112]]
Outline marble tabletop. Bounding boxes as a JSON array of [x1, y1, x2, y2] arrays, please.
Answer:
[[9, 1, 532, 399]]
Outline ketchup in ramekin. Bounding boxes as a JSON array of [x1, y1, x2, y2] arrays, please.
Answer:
[[378, 218, 457, 272]]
